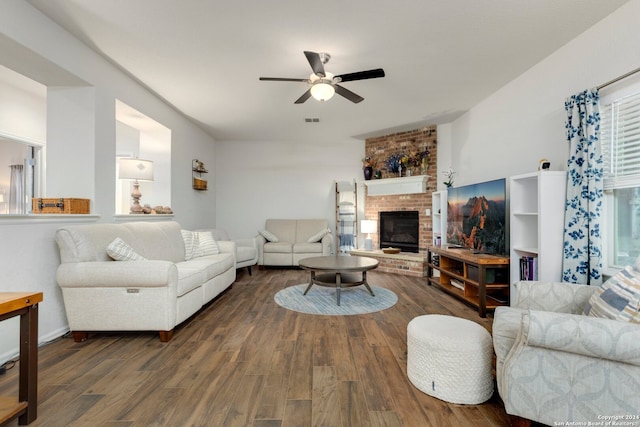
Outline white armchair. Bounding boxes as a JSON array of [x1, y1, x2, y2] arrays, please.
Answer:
[[199, 229, 258, 275], [493, 281, 640, 426]]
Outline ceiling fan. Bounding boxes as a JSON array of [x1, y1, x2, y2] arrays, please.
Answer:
[[259, 51, 385, 104]]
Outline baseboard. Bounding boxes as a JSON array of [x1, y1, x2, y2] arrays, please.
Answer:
[[0, 326, 70, 366]]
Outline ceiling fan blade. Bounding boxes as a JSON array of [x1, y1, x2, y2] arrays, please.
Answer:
[[335, 68, 385, 82], [259, 77, 308, 82], [334, 85, 364, 103], [294, 89, 312, 104], [304, 51, 325, 77]]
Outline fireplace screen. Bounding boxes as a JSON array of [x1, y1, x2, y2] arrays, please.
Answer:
[[379, 211, 419, 253]]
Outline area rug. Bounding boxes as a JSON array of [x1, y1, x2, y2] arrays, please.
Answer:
[[274, 284, 397, 315]]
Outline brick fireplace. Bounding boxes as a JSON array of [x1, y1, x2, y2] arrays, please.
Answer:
[[358, 126, 438, 276]]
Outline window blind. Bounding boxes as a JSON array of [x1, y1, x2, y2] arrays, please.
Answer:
[[602, 90, 640, 190]]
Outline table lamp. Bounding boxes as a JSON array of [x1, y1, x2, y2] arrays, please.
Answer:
[[118, 158, 154, 214], [361, 219, 378, 251]]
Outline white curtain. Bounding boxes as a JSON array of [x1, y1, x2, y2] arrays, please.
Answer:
[[9, 164, 25, 214]]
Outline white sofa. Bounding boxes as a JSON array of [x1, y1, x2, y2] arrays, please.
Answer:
[[55, 221, 236, 342], [257, 219, 333, 267]]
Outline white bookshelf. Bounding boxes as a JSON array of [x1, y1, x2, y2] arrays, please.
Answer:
[[431, 189, 447, 247], [509, 171, 566, 302]]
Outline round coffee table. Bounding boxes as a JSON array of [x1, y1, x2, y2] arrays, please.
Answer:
[[298, 256, 379, 306]]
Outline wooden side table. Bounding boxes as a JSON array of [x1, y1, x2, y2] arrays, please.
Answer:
[[0, 292, 42, 426]]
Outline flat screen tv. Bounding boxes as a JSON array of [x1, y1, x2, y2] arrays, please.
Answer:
[[446, 178, 506, 255]]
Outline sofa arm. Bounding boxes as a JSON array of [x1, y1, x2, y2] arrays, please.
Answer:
[[57, 261, 178, 288], [256, 234, 267, 264], [321, 233, 333, 255], [234, 237, 258, 250], [522, 310, 640, 366], [513, 280, 597, 314]]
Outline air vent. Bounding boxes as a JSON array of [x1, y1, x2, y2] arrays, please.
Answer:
[[304, 118, 320, 123]]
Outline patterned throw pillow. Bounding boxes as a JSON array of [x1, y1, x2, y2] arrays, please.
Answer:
[[193, 231, 220, 257], [307, 227, 331, 243], [106, 237, 146, 261], [258, 229, 279, 242], [181, 230, 199, 260], [584, 257, 640, 323], [182, 230, 219, 260]]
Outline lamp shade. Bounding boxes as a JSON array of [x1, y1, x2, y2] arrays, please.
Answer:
[[310, 81, 335, 102], [118, 158, 154, 181], [360, 220, 378, 234]]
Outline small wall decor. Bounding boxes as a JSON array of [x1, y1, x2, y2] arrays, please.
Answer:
[[192, 159, 208, 190]]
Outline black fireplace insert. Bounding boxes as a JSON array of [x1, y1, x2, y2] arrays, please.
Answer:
[[379, 210, 419, 253]]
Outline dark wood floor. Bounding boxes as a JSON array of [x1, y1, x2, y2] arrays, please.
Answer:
[[0, 268, 511, 427]]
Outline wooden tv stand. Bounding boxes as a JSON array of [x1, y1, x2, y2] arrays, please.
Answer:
[[427, 246, 509, 317]]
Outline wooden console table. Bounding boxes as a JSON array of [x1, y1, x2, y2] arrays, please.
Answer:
[[427, 247, 509, 317], [0, 292, 42, 426]]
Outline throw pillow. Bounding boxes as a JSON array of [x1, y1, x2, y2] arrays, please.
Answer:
[[583, 257, 640, 323], [106, 237, 146, 261], [182, 230, 220, 260], [259, 229, 279, 242], [181, 230, 199, 261], [193, 231, 220, 257], [307, 227, 331, 243]]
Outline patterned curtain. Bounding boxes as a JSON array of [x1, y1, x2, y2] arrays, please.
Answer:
[[562, 89, 603, 285]]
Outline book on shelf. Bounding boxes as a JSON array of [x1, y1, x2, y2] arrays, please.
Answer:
[[449, 279, 464, 290], [487, 294, 508, 304], [519, 256, 538, 281]]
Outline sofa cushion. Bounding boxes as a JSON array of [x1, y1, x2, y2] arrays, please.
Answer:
[[307, 227, 331, 243], [106, 237, 147, 261], [583, 258, 640, 323], [258, 229, 280, 242], [293, 242, 323, 253], [264, 220, 296, 243], [179, 253, 234, 283], [296, 220, 329, 243], [264, 242, 293, 253]]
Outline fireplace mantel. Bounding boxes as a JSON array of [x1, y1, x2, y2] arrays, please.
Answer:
[[364, 175, 430, 196]]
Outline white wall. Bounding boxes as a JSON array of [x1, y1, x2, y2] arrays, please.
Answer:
[[448, 0, 640, 187], [0, 1, 216, 362], [215, 139, 363, 240]]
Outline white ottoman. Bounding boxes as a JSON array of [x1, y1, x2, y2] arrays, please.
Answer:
[[407, 314, 494, 404]]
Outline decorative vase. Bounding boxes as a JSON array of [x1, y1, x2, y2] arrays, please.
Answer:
[[363, 166, 373, 180], [398, 164, 402, 177]]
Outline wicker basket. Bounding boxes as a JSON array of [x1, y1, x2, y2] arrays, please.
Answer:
[[32, 198, 90, 214], [193, 178, 208, 190]]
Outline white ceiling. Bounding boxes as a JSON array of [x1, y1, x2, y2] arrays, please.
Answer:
[[28, 0, 630, 142]]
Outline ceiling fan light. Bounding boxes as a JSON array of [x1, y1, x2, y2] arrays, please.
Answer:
[[310, 82, 335, 102]]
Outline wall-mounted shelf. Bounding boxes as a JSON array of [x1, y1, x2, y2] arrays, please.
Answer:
[[363, 175, 430, 196], [192, 159, 208, 191]]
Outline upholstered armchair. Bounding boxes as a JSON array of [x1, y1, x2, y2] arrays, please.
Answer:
[[199, 228, 258, 275], [493, 280, 640, 426]]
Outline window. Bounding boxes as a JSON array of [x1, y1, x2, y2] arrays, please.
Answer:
[[600, 80, 640, 270]]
